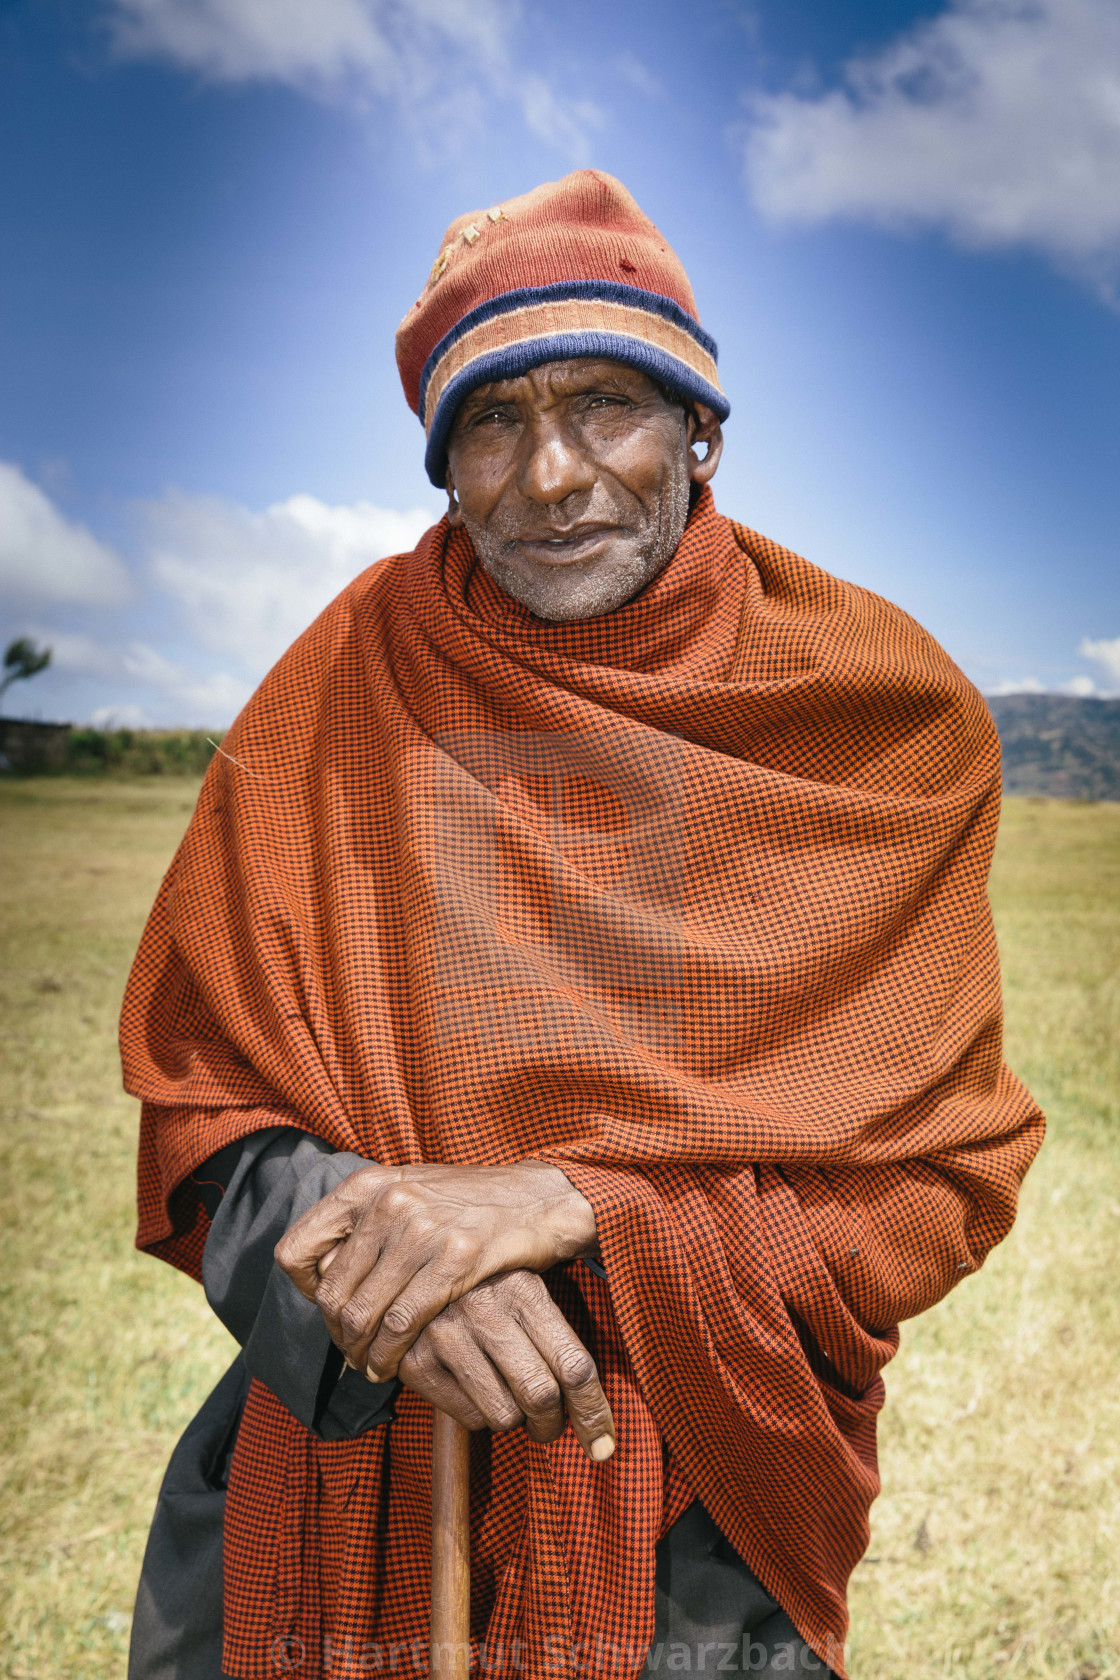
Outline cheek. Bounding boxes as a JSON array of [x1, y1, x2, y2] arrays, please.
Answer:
[[449, 454, 507, 525], [593, 427, 685, 510]]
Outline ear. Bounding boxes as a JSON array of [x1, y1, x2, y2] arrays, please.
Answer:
[[685, 404, 724, 486], [445, 467, 464, 528]]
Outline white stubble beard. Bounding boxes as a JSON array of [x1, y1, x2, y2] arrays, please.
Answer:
[[465, 469, 692, 623]]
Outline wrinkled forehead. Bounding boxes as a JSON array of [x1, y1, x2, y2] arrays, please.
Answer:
[[453, 356, 666, 418]]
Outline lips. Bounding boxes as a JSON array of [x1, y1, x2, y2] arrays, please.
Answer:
[[513, 525, 617, 565]]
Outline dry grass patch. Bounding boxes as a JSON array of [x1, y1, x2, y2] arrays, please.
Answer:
[[849, 799, 1120, 1680], [0, 782, 1116, 1679], [0, 779, 235, 1679]]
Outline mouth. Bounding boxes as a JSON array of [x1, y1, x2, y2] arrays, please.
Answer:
[[512, 525, 618, 566]]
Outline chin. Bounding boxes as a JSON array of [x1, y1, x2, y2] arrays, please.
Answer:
[[485, 554, 660, 623]]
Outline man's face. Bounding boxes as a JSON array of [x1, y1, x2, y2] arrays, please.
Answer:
[[444, 359, 723, 622]]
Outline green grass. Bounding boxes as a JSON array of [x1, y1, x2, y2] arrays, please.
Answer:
[[0, 781, 1116, 1679]]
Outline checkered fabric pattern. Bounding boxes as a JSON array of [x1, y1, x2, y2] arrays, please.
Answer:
[[122, 490, 1043, 1679], [394, 170, 730, 486]]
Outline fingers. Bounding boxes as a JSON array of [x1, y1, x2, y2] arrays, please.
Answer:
[[410, 1272, 616, 1462], [431, 1298, 568, 1444], [408, 1321, 537, 1438], [359, 1253, 478, 1379], [397, 1335, 489, 1433], [399, 1307, 564, 1444], [275, 1172, 472, 1373], [506, 1277, 616, 1461], [278, 1162, 598, 1365], [275, 1164, 605, 1399], [284, 1179, 490, 1375], [274, 1164, 389, 1300], [338, 1222, 486, 1378]]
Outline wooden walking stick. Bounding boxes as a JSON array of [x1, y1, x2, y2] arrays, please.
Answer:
[[430, 1408, 471, 1679]]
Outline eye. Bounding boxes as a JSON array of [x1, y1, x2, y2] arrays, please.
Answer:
[[579, 392, 629, 413], [469, 405, 516, 429]]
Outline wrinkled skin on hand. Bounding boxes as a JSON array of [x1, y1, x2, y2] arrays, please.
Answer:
[[398, 1269, 615, 1461], [274, 1160, 613, 1461]]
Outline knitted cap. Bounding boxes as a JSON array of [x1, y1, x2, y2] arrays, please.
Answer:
[[396, 170, 730, 487]]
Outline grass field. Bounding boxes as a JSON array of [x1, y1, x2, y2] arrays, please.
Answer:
[[0, 778, 1116, 1679]]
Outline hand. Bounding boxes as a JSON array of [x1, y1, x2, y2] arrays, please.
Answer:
[[397, 1270, 616, 1463], [274, 1160, 597, 1380]]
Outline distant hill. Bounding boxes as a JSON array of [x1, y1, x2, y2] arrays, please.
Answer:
[[987, 694, 1120, 800]]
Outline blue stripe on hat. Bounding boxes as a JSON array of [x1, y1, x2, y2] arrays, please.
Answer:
[[418, 280, 721, 426]]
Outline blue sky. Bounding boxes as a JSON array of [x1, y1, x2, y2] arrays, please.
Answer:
[[1, 0, 1118, 727]]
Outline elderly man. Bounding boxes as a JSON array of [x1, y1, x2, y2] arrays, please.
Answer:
[[122, 172, 1042, 1680]]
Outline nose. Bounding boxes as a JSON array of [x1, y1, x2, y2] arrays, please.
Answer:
[[517, 414, 596, 506]]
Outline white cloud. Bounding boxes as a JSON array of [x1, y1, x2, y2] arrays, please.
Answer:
[[742, 0, 1120, 297], [518, 75, 603, 163], [985, 675, 1047, 695], [6, 484, 437, 728], [130, 479, 435, 724], [29, 628, 122, 679], [615, 54, 664, 100], [6, 627, 247, 728], [105, 0, 510, 87], [121, 640, 254, 723], [981, 638, 1120, 698], [142, 487, 436, 679], [102, 0, 602, 161], [0, 461, 131, 607], [89, 702, 152, 729], [1079, 633, 1120, 686], [106, 0, 396, 84]]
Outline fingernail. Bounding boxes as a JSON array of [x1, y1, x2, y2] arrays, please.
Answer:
[[366, 1365, 383, 1383], [590, 1436, 615, 1462]]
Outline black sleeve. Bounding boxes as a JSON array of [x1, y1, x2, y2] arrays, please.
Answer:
[[194, 1127, 398, 1441]]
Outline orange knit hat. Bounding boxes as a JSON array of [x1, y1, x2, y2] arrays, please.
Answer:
[[396, 170, 729, 486]]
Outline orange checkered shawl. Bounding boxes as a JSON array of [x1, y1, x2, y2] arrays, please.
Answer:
[[122, 488, 1042, 1679]]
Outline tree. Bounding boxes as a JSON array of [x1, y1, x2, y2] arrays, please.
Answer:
[[0, 637, 52, 708]]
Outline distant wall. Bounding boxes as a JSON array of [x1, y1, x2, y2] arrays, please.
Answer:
[[0, 718, 72, 772]]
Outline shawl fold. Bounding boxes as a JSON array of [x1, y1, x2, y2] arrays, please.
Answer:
[[122, 489, 1042, 1678]]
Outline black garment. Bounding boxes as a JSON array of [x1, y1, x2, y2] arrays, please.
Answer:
[[128, 1359, 250, 1680], [129, 1129, 397, 1680], [129, 1132, 832, 1679], [647, 1502, 830, 1674], [197, 1127, 398, 1439]]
